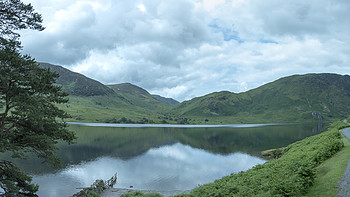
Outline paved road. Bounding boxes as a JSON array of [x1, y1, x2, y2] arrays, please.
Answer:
[[338, 127, 350, 197]]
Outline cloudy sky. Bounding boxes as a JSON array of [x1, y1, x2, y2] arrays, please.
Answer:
[[20, 0, 350, 101]]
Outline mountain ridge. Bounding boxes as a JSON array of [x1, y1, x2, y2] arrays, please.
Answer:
[[39, 62, 350, 123], [171, 73, 350, 123]]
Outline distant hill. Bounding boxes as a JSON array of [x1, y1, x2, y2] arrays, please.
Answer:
[[152, 95, 179, 106], [171, 73, 350, 123], [107, 83, 150, 96], [107, 83, 178, 106], [39, 63, 176, 123], [39, 63, 115, 97], [107, 83, 170, 110], [39, 62, 350, 124]]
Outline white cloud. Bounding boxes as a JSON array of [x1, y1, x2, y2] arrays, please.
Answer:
[[19, 0, 350, 101], [137, 4, 147, 13]]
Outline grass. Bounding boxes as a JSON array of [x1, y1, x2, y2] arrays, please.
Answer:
[[304, 130, 350, 196], [57, 96, 177, 124]]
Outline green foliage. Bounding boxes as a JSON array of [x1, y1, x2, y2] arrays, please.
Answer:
[[0, 47, 75, 195], [328, 120, 349, 130], [0, 47, 75, 163], [85, 191, 100, 197], [176, 127, 343, 197], [0, 161, 39, 196], [0, 0, 44, 47], [0, 1, 75, 195], [305, 136, 350, 196]]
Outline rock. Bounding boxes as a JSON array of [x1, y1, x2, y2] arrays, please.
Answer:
[[311, 111, 323, 120]]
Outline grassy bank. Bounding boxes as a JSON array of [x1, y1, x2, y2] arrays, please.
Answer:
[[304, 120, 350, 196], [122, 120, 349, 197]]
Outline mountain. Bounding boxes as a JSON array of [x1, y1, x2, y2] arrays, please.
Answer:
[[152, 95, 179, 106], [39, 62, 350, 124], [39, 63, 115, 97], [107, 83, 170, 110], [39, 63, 176, 123], [107, 83, 150, 96], [171, 73, 350, 123]]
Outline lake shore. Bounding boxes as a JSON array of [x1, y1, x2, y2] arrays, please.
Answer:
[[105, 120, 346, 196]]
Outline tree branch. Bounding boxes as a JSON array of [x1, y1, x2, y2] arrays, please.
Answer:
[[0, 81, 13, 139]]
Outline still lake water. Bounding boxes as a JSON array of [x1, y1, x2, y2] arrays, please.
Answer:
[[18, 122, 325, 196]]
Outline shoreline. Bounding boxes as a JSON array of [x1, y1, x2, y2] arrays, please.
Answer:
[[67, 121, 324, 128], [101, 188, 190, 197]]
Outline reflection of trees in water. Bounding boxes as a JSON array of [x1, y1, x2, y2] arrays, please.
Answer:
[[17, 123, 325, 174], [312, 122, 328, 133]]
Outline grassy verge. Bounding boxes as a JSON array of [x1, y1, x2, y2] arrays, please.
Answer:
[[304, 136, 350, 196]]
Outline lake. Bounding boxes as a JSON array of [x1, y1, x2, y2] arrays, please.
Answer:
[[16, 122, 326, 196]]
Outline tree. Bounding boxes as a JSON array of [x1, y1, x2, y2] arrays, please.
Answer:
[[0, 0, 44, 48], [0, 0, 76, 196]]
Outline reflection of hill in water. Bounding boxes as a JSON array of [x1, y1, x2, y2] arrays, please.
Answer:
[[16, 123, 326, 174]]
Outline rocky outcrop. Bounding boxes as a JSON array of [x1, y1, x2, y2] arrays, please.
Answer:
[[311, 111, 323, 120]]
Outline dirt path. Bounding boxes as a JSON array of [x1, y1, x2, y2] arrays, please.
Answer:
[[338, 126, 350, 197]]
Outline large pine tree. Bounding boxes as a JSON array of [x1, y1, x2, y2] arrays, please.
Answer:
[[0, 0, 76, 196]]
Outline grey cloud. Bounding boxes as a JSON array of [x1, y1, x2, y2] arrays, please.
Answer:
[[21, 0, 211, 67], [18, 0, 350, 101], [252, 0, 350, 38]]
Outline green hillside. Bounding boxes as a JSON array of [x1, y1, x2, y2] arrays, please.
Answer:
[[152, 94, 179, 106], [107, 83, 170, 110], [40, 63, 350, 124], [39, 63, 115, 97], [40, 63, 174, 123], [171, 73, 350, 123]]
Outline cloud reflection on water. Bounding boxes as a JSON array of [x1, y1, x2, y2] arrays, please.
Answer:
[[33, 143, 265, 197]]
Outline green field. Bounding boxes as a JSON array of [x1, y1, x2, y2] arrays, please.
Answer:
[[57, 96, 177, 124]]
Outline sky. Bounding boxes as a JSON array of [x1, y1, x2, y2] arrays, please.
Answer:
[[19, 0, 350, 101]]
